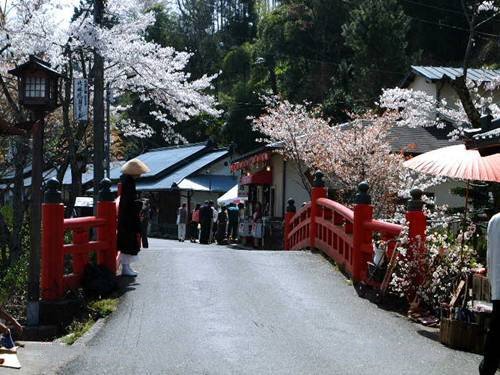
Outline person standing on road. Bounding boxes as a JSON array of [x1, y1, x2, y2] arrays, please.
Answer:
[[480, 212, 500, 375], [177, 203, 188, 242], [209, 201, 217, 243], [139, 198, 150, 248], [216, 206, 228, 244], [190, 204, 201, 243], [118, 158, 150, 277], [227, 203, 239, 242], [199, 201, 211, 244]]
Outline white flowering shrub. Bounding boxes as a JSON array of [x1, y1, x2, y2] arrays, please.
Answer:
[[389, 203, 479, 312]]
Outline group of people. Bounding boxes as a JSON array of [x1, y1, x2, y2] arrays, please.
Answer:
[[116, 157, 246, 277], [177, 201, 243, 245]]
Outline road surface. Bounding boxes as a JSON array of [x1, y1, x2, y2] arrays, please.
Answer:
[[56, 238, 481, 375]]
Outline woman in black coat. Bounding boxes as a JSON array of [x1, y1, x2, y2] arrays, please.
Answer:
[[117, 159, 150, 276]]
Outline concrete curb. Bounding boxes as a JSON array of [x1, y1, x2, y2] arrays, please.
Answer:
[[72, 317, 107, 347]]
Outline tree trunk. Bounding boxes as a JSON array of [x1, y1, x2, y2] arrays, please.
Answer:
[[447, 75, 481, 128]]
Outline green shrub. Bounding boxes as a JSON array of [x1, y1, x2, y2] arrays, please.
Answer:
[[62, 297, 119, 345], [88, 298, 118, 318], [61, 319, 94, 345], [0, 252, 28, 307]]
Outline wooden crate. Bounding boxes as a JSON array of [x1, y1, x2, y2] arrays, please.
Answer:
[[440, 318, 484, 354]]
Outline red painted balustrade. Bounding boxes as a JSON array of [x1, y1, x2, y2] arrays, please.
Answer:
[[284, 173, 426, 285], [41, 179, 117, 301]]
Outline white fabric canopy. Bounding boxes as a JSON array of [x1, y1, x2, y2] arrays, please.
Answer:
[[217, 185, 247, 206]]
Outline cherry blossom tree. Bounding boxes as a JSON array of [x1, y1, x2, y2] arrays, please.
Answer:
[[252, 97, 442, 216], [0, 0, 219, 138], [379, 83, 500, 140], [251, 98, 326, 193], [0, 0, 220, 248]]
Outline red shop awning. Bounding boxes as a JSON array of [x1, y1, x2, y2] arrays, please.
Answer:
[[240, 170, 272, 185]]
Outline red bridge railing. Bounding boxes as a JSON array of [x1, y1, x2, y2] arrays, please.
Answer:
[[284, 173, 426, 284], [41, 179, 117, 301]]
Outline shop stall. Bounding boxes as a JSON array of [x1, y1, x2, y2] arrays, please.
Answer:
[[230, 148, 310, 249]]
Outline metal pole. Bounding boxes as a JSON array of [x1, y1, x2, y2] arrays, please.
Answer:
[[93, 0, 105, 205], [27, 116, 44, 325]]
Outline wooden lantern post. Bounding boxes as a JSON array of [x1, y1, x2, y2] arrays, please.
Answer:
[[8, 55, 64, 325]]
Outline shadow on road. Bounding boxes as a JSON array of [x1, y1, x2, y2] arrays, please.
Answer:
[[417, 329, 441, 343], [116, 276, 139, 296]]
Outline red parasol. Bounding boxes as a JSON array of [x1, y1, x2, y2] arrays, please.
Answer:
[[403, 144, 500, 183], [404, 143, 500, 257]]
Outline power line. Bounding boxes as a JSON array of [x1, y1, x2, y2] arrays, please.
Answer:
[[400, 0, 468, 16], [408, 15, 500, 39], [401, 0, 500, 25]]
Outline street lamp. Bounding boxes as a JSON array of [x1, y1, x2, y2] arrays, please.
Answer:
[[9, 55, 63, 325]]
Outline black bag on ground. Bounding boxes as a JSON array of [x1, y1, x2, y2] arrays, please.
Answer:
[[82, 263, 118, 298]]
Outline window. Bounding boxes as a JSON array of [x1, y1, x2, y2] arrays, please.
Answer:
[[25, 76, 46, 98]]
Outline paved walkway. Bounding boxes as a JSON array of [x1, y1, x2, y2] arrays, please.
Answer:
[[15, 239, 485, 374]]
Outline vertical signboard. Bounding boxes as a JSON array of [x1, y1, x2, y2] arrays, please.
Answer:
[[73, 78, 88, 122]]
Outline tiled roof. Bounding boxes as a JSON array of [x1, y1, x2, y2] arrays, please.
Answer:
[[128, 150, 231, 192], [386, 125, 459, 154], [109, 143, 208, 180], [338, 120, 458, 154], [402, 66, 500, 87]]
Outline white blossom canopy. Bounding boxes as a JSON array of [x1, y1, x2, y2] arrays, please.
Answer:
[[0, 0, 219, 138]]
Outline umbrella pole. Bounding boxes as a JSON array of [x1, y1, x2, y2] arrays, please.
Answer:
[[460, 181, 471, 265]]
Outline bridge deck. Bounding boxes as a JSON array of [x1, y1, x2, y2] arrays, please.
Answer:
[[59, 238, 480, 375]]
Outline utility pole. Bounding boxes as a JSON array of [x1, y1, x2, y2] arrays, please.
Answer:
[[105, 82, 111, 178], [93, 0, 105, 202]]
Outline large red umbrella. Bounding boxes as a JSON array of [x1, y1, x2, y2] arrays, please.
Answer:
[[404, 143, 500, 257], [403, 144, 500, 182]]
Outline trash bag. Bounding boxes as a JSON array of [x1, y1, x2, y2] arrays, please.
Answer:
[[82, 263, 118, 298]]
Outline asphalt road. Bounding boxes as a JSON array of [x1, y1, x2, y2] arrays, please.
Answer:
[[57, 238, 482, 375]]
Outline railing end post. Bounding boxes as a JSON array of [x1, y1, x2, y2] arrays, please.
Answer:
[[407, 188, 424, 211], [313, 170, 325, 188], [98, 178, 114, 202], [355, 181, 371, 205], [44, 178, 62, 204]]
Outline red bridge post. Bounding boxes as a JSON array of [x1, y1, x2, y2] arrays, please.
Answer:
[[352, 182, 373, 283], [406, 189, 426, 250], [284, 198, 296, 250], [310, 171, 327, 249], [97, 179, 118, 274], [41, 179, 65, 301], [406, 189, 426, 287]]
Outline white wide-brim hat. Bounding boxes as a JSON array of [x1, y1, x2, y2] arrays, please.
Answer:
[[121, 158, 150, 176]]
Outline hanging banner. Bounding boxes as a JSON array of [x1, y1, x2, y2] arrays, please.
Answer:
[[73, 78, 88, 122], [230, 152, 271, 172]]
